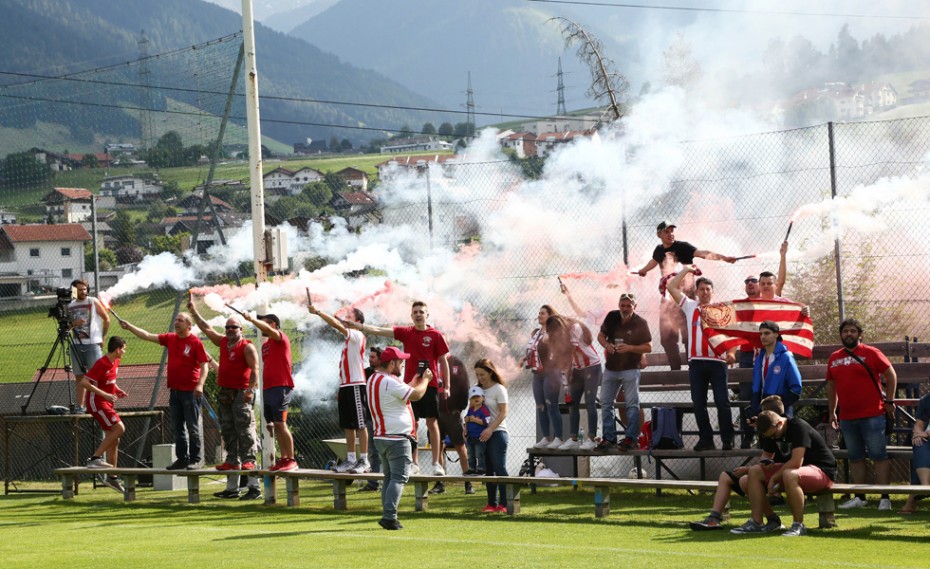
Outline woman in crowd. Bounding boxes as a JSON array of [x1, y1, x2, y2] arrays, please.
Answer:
[[475, 358, 509, 513], [526, 305, 564, 449], [900, 392, 930, 514], [546, 314, 601, 450]]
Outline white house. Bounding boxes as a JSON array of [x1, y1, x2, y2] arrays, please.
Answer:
[[0, 223, 92, 296], [335, 167, 369, 191], [0, 210, 18, 225], [99, 175, 164, 199], [380, 136, 454, 154], [534, 130, 601, 157], [498, 131, 537, 158], [44, 187, 94, 223], [520, 115, 600, 135], [262, 166, 323, 195]]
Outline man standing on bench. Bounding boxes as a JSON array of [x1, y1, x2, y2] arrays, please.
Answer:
[[731, 410, 837, 537], [596, 292, 652, 451], [667, 266, 736, 451], [827, 318, 898, 511], [636, 222, 736, 370]]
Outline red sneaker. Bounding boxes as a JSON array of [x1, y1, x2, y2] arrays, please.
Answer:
[[495, 505, 508, 513], [481, 504, 498, 513], [241, 461, 256, 471], [277, 458, 298, 472], [268, 458, 284, 472], [215, 462, 239, 471]]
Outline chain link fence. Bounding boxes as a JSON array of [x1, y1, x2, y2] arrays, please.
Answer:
[[2, 41, 929, 486]]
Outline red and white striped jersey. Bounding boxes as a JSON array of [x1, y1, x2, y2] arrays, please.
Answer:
[[679, 296, 726, 362], [367, 371, 416, 440], [339, 329, 367, 387], [525, 328, 546, 371], [570, 322, 602, 370]]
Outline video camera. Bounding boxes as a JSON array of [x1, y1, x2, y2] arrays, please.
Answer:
[[47, 287, 73, 330]]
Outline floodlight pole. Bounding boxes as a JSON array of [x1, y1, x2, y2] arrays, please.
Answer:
[[241, 0, 275, 503]]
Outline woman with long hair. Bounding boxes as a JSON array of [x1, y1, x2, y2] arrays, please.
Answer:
[[474, 358, 509, 513], [526, 305, 565, 449], [545, 314, 602, 450]]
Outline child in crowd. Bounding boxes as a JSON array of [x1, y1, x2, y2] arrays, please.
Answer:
[[82, 336, 129, 493], [464, 386, 491, 475]]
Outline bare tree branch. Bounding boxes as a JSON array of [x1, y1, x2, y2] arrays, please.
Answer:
[[551, 17, 629, 122]]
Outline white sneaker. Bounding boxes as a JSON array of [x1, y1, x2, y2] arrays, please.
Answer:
[[432, 462, 445, 476], [558, 438, 580, 450], [334, 459, 356, 473], [349, 458, 371, 474], [546, 437, 564, 449], [533, 437, 551, 449], [86, 457, 112, 469], [839, 497, 868, 509], [579, 439, 598, 451], [410, 463, 420, 475], [878, 498, 892, 511]]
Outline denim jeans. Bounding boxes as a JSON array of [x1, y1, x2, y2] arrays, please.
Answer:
[[484, 430, 509, 507], [375, 437, 412, 521], [737, 350, 755, 445], [688, 359, 733, 445], [466, 437, 487, 471], [169, 389, 203, 463], [532, 370, 563, 439], [569, 365, 601, 439], [600, 368, 640, 442]]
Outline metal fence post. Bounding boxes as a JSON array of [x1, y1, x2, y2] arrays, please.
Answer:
[[828, 122, 846, 323]]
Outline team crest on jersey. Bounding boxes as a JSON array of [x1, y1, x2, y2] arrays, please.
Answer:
[[422, 337, 432, 347], [773, 365, 781, 375], [184, 345, 191, 356], [701, 303, 734, 327]]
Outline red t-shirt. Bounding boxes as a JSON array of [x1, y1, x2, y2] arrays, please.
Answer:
[[84, 355, 120, 397], [826, 343, 892, 420], [261, 331, 294, 389], [393, 325, 449, 387], [158, 333, 209, 391], [219, 338, 253, 390]]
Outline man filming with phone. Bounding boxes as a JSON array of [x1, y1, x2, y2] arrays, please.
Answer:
[[343, 300, 450, 476]]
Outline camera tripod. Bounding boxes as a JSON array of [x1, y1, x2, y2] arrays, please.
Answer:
[[21, 321, 86, 415]]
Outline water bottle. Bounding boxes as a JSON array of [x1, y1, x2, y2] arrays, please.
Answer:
[[578, 426, 585, 443]]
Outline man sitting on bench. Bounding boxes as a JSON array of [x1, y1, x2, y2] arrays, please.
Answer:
[[730, 410, 837, 537]]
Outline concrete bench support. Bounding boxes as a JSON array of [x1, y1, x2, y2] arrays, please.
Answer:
[[186, 475, 200, 504], [332, 479, 348, 510], [815, 493, 836, 528], [504, 483, 521, 515], [594, 486, 610, 518], [286, 477, 300, 507], [414, 481, 429, 512]]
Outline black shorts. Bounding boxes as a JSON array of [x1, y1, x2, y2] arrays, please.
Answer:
[[338, 384, 369, 429], [438, 409, 465, 446], [263, 386, 293, 423], [411, 386, 439, 420], [726, 469, 746, 496]]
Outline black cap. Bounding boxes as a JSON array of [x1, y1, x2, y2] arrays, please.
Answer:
[[656, 221, 677, 232], [256, 314, 281, 328]]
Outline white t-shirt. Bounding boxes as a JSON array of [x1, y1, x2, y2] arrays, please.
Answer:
[[339, 329, 367, 387], [367, 371, 416, 440], [482, 382, 509, 433], [68, 296, 104, 344]]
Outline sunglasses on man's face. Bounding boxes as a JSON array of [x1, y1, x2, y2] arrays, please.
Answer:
[[225, 325, 240, 329], [619, 293, 636, 303]]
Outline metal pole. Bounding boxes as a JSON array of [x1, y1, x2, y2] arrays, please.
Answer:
[[90, 195, 99, 294], [241, 0, 274, 502], [828, 122, 846, 322], [426, 167, 434, 249]]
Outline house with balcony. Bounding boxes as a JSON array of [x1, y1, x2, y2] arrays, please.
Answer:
[[0, 223, 92, 297]]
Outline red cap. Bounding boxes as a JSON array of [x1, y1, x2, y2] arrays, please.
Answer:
[[380, 346, 411, 363]]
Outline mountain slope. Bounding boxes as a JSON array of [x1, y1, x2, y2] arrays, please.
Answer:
[[0, 0, 442, 151]]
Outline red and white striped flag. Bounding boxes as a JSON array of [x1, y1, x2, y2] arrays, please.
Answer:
[[700, 299, 814, 358]]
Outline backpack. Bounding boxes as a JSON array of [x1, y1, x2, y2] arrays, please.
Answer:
[[650, 407, 683, 450]]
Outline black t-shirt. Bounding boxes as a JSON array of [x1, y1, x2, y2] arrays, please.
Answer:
[[760, 416, 837, 481], [599, 311, 652, 372], [652, 240, 698, 266]]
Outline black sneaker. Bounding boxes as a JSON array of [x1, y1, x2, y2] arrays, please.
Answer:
[[689, 516, 724, 531], [463, 469, 477, 476], [213, 489, 241, 499], [595, 439, 617, 451], [618, 437, 637, 451], [239, 487, 262, 501], [378, 518, 403, 530], [357, 484, 380, 493], [166, 459, 189, 470], [428, 481, 446, 495], [693, 442, 716, 452], [464, 481, 475, 495]]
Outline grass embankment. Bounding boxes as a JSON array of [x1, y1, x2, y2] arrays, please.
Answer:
[[0, 482, 926, 569]]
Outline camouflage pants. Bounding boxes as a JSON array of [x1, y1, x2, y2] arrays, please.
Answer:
[[217, 388, 258, 465]]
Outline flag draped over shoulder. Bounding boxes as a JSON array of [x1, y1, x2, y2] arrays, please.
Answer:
[[700, 299, 814, 358]]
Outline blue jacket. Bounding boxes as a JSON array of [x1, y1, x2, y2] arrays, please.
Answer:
[[751, 341, 802, 414]]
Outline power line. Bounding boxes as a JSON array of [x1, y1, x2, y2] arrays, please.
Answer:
[[525, 0, 930, 20], [0, 70, 550, 122]]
